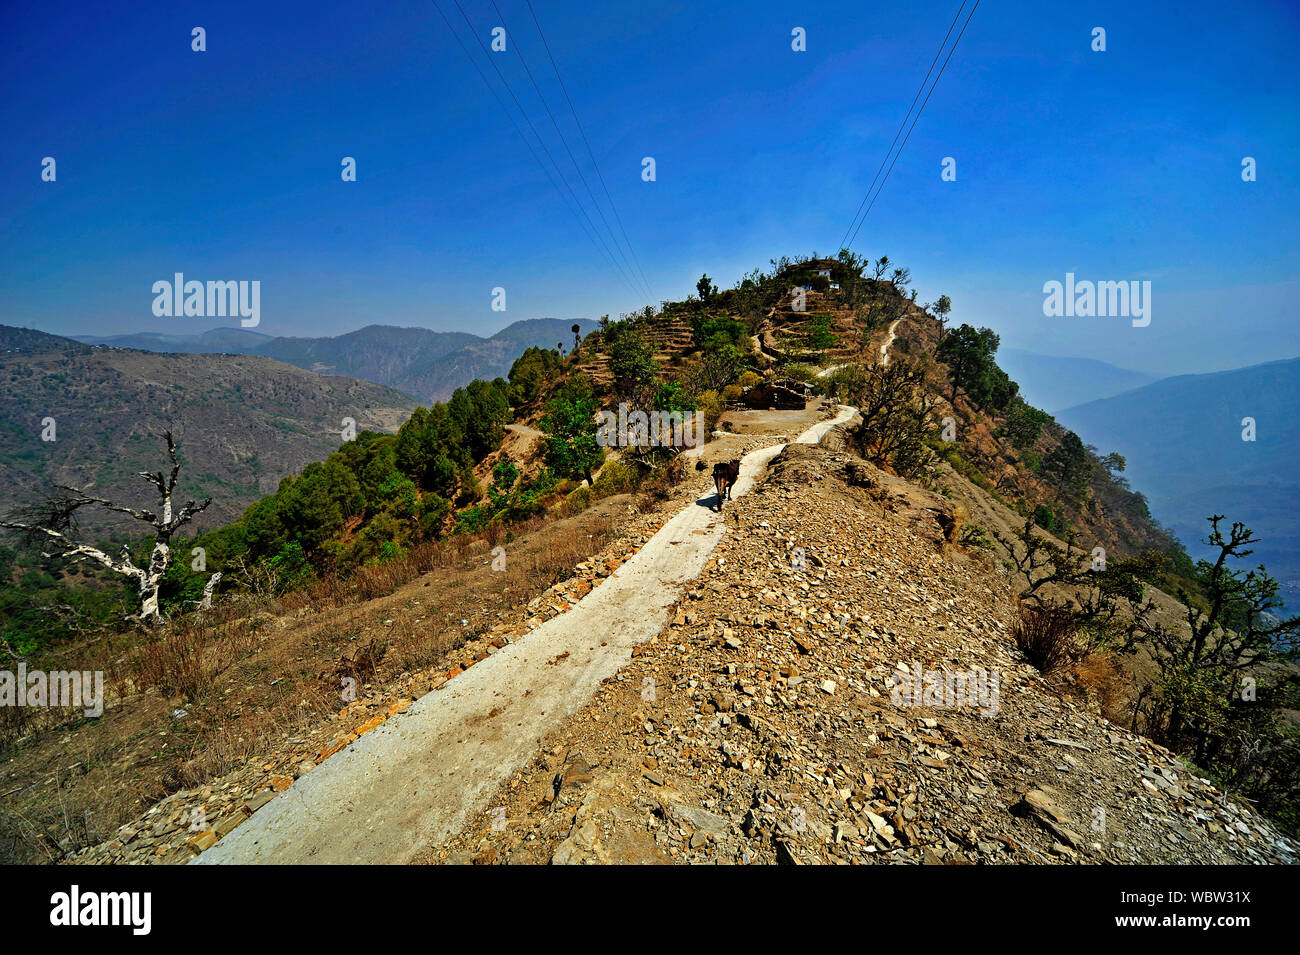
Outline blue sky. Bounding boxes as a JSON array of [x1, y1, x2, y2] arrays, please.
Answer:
[[1, 0, 1297, 377]]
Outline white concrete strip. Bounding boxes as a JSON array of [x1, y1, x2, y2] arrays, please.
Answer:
[[195, 406, 855, 864]]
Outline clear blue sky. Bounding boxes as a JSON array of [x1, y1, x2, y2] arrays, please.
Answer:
[[2, 0, 1297, 376]]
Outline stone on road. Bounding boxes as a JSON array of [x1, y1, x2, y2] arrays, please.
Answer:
[[194, 406, 855, 864]]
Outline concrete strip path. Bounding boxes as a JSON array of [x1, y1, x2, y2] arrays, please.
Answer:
[[880, 318, 900, 366], [195, 406, 856, 864]]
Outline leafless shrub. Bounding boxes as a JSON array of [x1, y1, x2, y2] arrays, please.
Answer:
[[1015, 603, 1081, 674]]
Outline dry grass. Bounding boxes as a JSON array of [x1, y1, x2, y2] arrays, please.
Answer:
[[1071, 650, 1129, 720], [1014, 603, 1081, 674], [0, 496, 629, 863]]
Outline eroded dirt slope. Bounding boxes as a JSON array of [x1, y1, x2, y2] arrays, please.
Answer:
[[425, 437, 1299, 865]]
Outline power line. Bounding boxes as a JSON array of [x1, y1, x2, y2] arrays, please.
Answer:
[[523, 0, 654, 301], [429, 0, 628, 290], [846, 0, 979, 251], [433, 0, 644, 298], [839, 1, 968, 252], [489, 0, 651, 300], [449, 0, 642, 296]]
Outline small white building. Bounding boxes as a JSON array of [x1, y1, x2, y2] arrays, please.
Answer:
[[816, 268, 832, 278]]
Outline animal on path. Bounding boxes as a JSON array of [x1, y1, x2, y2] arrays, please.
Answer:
[[713, 459, 740, 511]]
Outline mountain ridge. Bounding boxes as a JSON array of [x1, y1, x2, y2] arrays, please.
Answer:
[[72, 318, 599, 403], [0, 324, 419, 533], [994, 347, 1157, 413], [1057, 355, 1300, 606]]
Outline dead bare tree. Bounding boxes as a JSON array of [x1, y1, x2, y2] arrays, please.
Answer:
[[0, 431, 211, 627]]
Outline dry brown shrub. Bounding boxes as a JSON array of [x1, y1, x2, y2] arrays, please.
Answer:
[[1014, 603, 1081, 674], [1072, 650, 1129, 718]]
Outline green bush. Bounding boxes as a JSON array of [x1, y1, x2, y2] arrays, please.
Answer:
[[691, 314, 748, 353], [782, 362, 821, 383], [565, 485, 592, 512], [1032, 503, 1057, 530], [454, 505, 491, 535], [806, 314, 837, 350], [593, 460, 637, 497], [418, 493, 451, 537]]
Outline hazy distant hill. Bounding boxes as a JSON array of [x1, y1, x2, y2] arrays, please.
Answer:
[[68, 327, 274, 354], [1057, 357, 1300, 606], [76, 318, 597, 403], [254, 325, 480, 399], [996, 348, 1157, 413], [1, 326, 94, 355], [0, 326, 418, 535]]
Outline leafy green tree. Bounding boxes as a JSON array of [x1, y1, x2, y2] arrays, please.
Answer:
[[832, 361, 936, 479], [691, 314, 747, 354], [935, 323, 1018, 410], [507, 346, 562, 404], [930, 294, 952, 338], [469, 379, 511, 456], [608, 326, 657, 399], [1041, 430, 1092, 505], [806, 314, 837, 350], [835, 248, 869, 304], [652, 380, 695, 413], [417, 493, 451, 538], [1135, 517, 1300, 773], [1001, 398, 1052, 449], [541, 380, 604, 486], [487, 459, 520, 512], [267, 541, 314, 589]]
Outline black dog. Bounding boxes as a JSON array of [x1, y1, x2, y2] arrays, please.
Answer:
[[712, 459, 740, 511]]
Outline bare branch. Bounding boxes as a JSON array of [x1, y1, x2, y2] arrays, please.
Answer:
[[52, 485, 158, 525]]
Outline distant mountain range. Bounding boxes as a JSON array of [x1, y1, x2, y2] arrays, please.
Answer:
[[73, 318, 598, 404], [0, 325, 418, 534], [1057, 356, 1300, 608], [996, 348, 1157, 413]]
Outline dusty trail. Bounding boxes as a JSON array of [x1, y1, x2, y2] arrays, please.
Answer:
[[880, 319, 900, 366], [194, 405, 856, 864]]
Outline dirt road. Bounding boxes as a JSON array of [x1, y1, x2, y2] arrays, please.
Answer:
[[194, 405, 856, 864]]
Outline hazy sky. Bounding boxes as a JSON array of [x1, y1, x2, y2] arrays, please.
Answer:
[[2, 0, 1297, 376]]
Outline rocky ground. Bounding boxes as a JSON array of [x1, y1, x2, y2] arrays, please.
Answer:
[[421, 437, 1299, 866], [65, 413, 1300, 865], [64, 415, 822, 865]]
